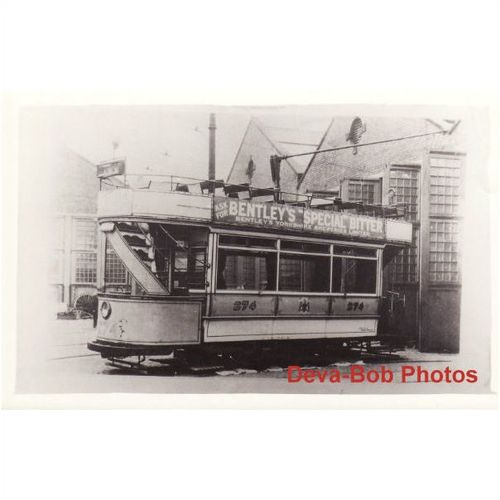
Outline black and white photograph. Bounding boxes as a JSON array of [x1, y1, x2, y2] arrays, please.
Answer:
[[2, 2, 499, 500], [10, 104, 492, 396]]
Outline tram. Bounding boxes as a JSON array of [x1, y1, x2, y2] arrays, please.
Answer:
[[88, 178, 412, 366]]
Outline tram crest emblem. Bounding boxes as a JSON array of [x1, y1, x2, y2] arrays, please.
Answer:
[[298, 297, 310, 313]]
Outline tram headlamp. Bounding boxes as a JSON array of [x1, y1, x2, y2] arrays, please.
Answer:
[[100, 301, 112, 319]]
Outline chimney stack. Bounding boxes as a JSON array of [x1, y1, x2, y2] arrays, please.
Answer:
[[208, 113, 216, 190]]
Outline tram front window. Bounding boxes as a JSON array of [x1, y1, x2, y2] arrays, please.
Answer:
[[104, 222, 208, 295]]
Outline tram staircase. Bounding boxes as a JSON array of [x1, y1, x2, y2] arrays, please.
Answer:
[[113, 222, 167, 292], [113, 222, 201, 293]]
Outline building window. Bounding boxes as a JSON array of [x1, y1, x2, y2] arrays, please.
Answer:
[[429, 221, 460, 282], [348, 181, 375, 204], [429, 156, 461, 216], [389, 229, 419, 283], [73, 252, 97, 283], [71, 218, 97, 285], [389, 168, 419, 221]]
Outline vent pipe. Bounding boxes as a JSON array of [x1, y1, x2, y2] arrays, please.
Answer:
[[208, 113, 216, 191]]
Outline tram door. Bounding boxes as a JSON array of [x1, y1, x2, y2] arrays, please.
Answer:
[[380, 246, 418, 345]]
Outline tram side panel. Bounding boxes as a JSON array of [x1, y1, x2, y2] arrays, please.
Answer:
[[96, 296, 202, 345], [204, 295, 380, 342]]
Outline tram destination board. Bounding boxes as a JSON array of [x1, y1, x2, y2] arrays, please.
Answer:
[[213, 197, 385, 240], [96, 158, 126, 178]]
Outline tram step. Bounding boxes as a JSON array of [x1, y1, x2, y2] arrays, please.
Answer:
[[123, 235, 150, 247], [116, 222, 143, 234]]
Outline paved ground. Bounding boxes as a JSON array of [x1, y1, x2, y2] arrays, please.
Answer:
[[15, 319, 491, 395]]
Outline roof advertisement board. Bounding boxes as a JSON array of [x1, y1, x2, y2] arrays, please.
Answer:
[[213, 197, 386, 240]]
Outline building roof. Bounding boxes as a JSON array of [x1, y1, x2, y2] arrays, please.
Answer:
[[252, 115, 333, 174], [226, 115, 332, 193], [298, 116, 464, 192]]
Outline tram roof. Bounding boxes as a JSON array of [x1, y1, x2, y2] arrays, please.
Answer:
[[98, 187, 412, 246]]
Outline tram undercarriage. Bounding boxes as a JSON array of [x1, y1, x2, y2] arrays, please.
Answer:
[[88, 336, 402, 375]]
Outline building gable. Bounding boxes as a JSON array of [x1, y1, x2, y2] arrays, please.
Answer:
[[299, 116, 464, 193]]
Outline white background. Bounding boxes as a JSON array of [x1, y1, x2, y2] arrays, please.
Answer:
[[1, 0, 499, 499]]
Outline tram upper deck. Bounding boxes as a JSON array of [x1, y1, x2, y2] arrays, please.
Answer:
[[98, 185, 412, 246]]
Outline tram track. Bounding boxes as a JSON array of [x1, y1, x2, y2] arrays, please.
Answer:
[[100, 344, 452, 377]]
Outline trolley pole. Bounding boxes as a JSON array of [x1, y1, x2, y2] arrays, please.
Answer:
[[208, 113, 216, 193]]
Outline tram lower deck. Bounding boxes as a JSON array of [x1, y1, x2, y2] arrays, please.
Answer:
[[90, 224, 393, 358]]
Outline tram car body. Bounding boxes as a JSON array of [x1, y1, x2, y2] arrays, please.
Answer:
[[88, 186, 412, 361]]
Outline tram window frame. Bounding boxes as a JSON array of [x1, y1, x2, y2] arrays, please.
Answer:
[[331, 245, 378, 295], [216, 248, 277, 292], [278, 252, 331, 293], [333, 245, 377, 258], [157, 226, 209, 292], [215, 233, 380, 297], [334, 257, 378, 294], [105, 222, 209, 295]]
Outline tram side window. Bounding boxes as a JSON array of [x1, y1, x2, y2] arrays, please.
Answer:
[[344, 258, 377, 294], [331, 255, 377, 294], [279, 254, 330, 292], [217, 249, 277, 291]]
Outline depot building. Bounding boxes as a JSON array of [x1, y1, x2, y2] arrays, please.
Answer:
[[227, 115, 465, 353]]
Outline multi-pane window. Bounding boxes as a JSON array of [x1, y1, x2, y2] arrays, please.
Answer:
[[348, 181, 375, 204], [429, 157, 461, 216], [429, 221, 459, 282], [105, 248, 128, 285], [216, 236, 379, 295], [389, 229, 419, 283], [72, 218, 97, 284], [389, 168, 419, 221], [73, 252, 97, 283]]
